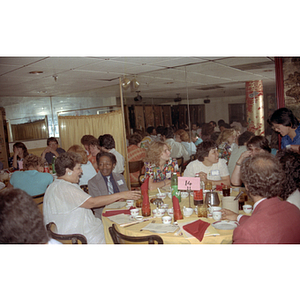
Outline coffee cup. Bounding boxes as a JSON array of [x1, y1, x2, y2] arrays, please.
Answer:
[[243, 204, 252, 214], [208, 206, 221, 214], [135, 215, 143, 221], [161, 204, 169, 210], [126, 199, 134, 207], [130, 208, 139, 217], [213, 210, 222, 221], [162, 215, 172, 224]]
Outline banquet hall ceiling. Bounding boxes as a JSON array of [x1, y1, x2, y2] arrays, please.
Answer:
[[0, 56, 276, 106]]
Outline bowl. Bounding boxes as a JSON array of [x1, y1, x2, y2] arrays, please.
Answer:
[[181, 192, 189, 198], [156, 193, 167, 200], [183, 207, 193, 217]]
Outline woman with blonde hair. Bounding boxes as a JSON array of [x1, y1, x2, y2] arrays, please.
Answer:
[[143, 141, 178, 190], [216, 128, 238, 163], [175, 129, 196, 157], [67, 145, 97, 186]]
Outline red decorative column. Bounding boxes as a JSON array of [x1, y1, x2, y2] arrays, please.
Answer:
[[245, 80, 265, 135]]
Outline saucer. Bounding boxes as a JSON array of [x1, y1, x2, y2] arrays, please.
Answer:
[[211, 220, 238, 230]]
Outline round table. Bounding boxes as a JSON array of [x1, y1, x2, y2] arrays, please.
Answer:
[[102, 188, 253, 244]]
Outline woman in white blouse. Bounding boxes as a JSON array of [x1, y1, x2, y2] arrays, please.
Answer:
[[183, 140, 230, 186]]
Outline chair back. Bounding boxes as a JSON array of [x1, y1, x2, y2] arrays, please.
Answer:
[[80, 185, 89, 194], [46, 222, 88, 244], [129, 160, 144, 188], [32, 193, 44, 205], [109, 223, 163, 244]]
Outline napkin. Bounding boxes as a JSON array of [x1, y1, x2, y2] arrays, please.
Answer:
[[182, 219, 210, 242], [141, 176, 149, 192], [102, 207, 134, 217], [106, 201, 126, 209], [172, 195, 183, 220]]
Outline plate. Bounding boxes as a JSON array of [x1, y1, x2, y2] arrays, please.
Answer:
[[211, 220, 238, 230]]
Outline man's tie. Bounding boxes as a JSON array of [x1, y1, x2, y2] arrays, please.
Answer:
[[107, 176, 114, 194]]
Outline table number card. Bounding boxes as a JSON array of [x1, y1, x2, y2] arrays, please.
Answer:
[[178, 177, 201, 191]]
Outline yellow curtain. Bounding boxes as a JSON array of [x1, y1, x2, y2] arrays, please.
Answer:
[[58, 110, 128, 184], [11, 118, 48, 141]]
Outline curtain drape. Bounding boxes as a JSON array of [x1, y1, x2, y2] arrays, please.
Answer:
[[58, 110, 128, 183], [11, 118, 48, 141]]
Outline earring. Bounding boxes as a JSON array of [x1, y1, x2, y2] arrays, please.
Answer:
[[67, 171, 73, 176]]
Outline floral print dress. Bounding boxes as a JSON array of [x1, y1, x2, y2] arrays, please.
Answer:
[[144, 158, 178, 182]]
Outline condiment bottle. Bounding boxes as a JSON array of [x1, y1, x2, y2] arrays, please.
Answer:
[[171, 172, 181, 203], [44, 162, 50, 173], [193, 173, 204, 206], [52, 156, 56, 174]]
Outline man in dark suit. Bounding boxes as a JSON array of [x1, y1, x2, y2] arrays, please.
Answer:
[[222, 152, 300, 244], [88, 152, 128, 219]]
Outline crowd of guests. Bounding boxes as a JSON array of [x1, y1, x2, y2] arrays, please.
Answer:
[[1, 107, 300, 244]]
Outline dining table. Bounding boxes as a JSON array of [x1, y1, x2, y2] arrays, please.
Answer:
[[101, 187, 254, 244]]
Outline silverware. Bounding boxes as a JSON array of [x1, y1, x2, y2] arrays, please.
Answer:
[[120, 217, 155, 228], [234, 191, 244, 201]]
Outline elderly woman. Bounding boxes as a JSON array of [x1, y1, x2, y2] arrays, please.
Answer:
[[9, 142, 29, 170], [183, 140, 230, 186], [43, 152, 140, 244], [231, 135, 271, 186], [8, 154, 53, 196], [144, 141, 179, 190], [175, 129, 196, 157], [127, 133, 146, 184], [276, 149, 300, 210], [67, 144, 97, 186], [216, 128, 238, 163], [268, 107, 300, 150], [88, 152, 129, 219]]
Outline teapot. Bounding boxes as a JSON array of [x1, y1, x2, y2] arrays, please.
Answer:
[[205, 191, 220, 207]]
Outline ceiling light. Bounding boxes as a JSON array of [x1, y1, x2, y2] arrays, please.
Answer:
[[174, 93, 182, 102], [131, 78, 140, 90], [204, 95, 210, 104], [122, 77, 130, 89]]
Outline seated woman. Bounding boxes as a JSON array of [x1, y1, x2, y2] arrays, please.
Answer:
[[276, 149, 300, 210], [183, 140, 230, 186], [144, 141, 179, 190], [43, 152, 140, 244], [41, 137, 66, 165], [67, 144, 97, 187], [231, 135, 271, 186], [268, 107, 300, 150], [8, 154, 53, 196], [175, 129, 196, 157], [88, 152, 129, 219], [87, 137, 101, 171], [9, 142, 29, 170], [127, 133, 146, 184], [216, 128, 238, 163]]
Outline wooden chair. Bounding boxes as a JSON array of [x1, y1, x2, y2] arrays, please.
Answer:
[[32, 193, 44, 214], [46, 222, 88, 244], [80, 184, 89, 194], [176, 156, 184, 174], [128, 160, 144, 189], [109, 223, 163, 244]]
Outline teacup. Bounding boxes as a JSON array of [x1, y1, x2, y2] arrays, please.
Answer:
[[153, 208, 165, 217], [130, 208, 139, 217], [161, 204, 169, 210], [156, 193, 166, 200], [208, 206, 221, 214], [183, 207, 193, 217], [135, 215, 143, 221], [126, 199, 134, 207], [162, 215, 172, 224], [243, 204, 252, 214], [167, 208, 174, 216], [212, 210, 222, 221]]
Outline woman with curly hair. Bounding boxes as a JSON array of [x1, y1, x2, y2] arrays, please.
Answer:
[[183, 140, 230, 186], [143, 141, 178, 190], [216, 128, 238, 163], [8, 154, 53, 196], [276, 149, 300, 209]]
